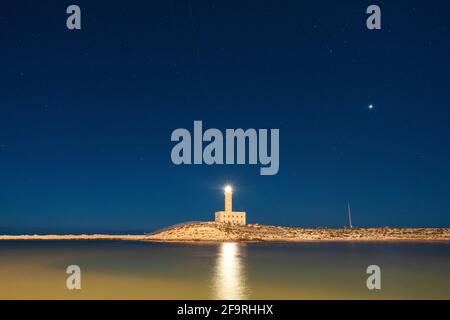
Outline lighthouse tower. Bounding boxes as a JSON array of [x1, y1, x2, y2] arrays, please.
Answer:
[[224, 185, 232, 212], [215, 185, 246, 225]]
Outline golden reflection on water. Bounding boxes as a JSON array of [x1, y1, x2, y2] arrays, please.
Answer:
[[1, 242, 450, 299], [213, 242, 248, 300]]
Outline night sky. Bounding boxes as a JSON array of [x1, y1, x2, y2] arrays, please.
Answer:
[[1, 0, 449, 234]]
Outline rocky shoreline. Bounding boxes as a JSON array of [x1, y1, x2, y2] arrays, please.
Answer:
[[143, 222, 450, 242], [2, 222, 449, 242]]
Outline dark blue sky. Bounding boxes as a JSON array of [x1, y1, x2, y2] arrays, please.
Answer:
[[1, 0, 449, 233]]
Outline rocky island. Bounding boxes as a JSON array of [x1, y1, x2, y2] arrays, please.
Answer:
[[3, 187, 449, 242], [1, 222, 449, 242], [144, 222, 450, 242]]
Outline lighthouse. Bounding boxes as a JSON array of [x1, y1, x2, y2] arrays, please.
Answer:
[[215, 185, 246, 225], [224, 185, 232, 212]]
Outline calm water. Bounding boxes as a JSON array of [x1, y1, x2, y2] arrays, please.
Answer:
[[0, 241, 449, 299]]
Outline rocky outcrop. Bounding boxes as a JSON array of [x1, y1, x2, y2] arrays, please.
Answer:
[[143, 222, 450, 242]]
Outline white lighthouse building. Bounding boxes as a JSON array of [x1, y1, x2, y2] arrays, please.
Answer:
[[214, 185, 246, 225]]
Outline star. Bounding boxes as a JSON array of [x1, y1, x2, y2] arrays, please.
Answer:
[[368, 104, 374, 110]]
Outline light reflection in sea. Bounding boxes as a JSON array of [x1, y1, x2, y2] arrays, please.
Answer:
[[213, 242, 248, 300]]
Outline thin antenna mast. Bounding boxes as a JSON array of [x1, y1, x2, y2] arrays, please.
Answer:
[[347, 202, 353, 228]]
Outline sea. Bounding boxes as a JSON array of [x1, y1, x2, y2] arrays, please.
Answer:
[[0, 240, 449, 299]]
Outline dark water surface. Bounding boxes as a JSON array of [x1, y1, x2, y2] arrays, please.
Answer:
[[0, 241, 449, 299]]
